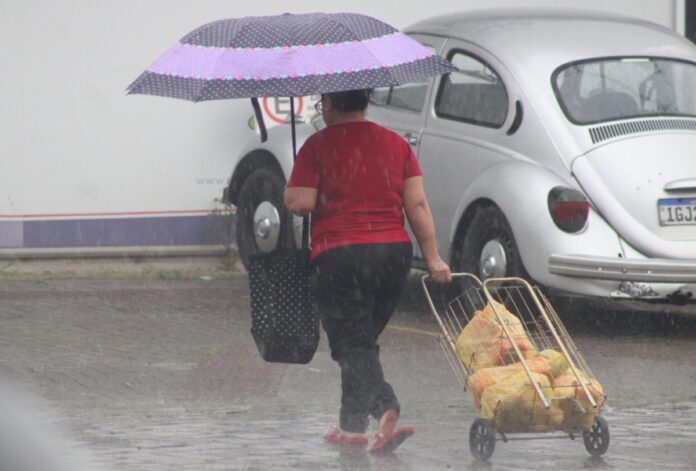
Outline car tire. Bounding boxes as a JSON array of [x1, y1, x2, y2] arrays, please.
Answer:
[[235, 166, 290, 270], [457, 205, 528, 280]]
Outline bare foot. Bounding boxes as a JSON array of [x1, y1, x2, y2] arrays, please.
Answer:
[[370, 410, 414, 454], [377, 409, 399, 435], [323, 424, 369, 446]]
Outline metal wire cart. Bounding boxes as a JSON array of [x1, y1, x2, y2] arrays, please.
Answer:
[[422, 274, 610, 461]]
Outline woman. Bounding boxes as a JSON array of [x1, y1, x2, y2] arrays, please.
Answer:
[[284, 89, 451, 453]]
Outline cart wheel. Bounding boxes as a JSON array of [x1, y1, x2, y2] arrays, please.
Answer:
[[469, 419, 495, 461], [583, 415, 610, 457]]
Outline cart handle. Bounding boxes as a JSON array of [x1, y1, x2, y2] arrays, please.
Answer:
[[420, 272, 483, 333], [421, 273, 484, 287], [420, 273, 483, 377]]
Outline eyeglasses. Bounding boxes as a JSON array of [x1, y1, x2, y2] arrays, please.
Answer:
[[314, 99, 323, 115]]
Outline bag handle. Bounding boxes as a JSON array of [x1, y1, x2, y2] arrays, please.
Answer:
[[281, 97, 308, 251]]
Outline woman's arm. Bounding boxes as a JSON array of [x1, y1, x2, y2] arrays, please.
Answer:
[[284, 186, 318, 217], [403, 176, 452, 283]]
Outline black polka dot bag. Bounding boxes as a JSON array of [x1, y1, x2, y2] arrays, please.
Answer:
[[247, 220, 319, 364]]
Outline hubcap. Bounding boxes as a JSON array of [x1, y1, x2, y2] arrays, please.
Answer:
[[479, 240, 507, 279], [253, 201, 280, 252]]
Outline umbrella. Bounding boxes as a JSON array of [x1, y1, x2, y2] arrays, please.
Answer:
[[127, 12, 455, 100], [126, 12, 456, 141], [127, 12, 456, 364]]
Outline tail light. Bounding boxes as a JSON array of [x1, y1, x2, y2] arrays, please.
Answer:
[[548, 187, 589, 233]]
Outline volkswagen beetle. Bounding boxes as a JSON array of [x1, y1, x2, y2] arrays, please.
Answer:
[[224, 8, 696, 303]]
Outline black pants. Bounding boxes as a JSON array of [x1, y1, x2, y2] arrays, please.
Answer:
[[312, 242, 412, 433]]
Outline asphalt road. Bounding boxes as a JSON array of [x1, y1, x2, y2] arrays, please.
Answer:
[[0, 275, 694, 470]]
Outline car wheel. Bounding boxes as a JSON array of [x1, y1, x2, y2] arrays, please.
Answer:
[[457, 205, 527, 280], [235, 166, 289, 270]]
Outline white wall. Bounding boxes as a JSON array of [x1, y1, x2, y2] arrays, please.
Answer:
[[0, 0, 681, 247]]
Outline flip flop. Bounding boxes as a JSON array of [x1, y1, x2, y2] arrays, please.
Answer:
[[323, 424, 369, 447], [369, 427, 415, 454]]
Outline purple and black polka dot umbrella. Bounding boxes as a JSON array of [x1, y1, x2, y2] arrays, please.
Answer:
[[127, 12, 457, 101]]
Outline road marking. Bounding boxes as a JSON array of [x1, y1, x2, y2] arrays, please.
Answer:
[[387, 324, 439, 338]]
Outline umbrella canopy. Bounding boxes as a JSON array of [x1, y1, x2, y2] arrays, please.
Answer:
[[126, 12, 456, 101]]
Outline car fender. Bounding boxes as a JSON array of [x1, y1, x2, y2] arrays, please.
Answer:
[[449, 159, 624, 286], [224, 122, 317, 205]]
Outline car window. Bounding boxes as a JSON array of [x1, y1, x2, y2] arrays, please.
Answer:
[[554, 57, 696, 124], [370, 42, 436, 112], [435, 51, 508, 127], [387, 80, 430, 112]]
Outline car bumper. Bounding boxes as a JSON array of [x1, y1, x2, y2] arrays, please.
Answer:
[[548, 254, 696, 299], [549, 254, 696, 282]]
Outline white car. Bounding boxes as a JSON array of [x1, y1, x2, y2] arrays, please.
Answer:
[[224, 9, 696, 303]]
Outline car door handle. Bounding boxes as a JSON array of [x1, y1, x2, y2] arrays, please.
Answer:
[[404, 133, 419, 146]]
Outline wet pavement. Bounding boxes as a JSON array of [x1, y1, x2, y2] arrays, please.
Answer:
[[0, 275, 695, 470]]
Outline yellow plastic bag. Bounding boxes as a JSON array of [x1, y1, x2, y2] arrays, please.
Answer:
[[480, 370, 558, 433], [454, 301, 537, 372], [467, 355, 553, 410], [552, 369, 606, 432], [468, 363, 522, 410], [536, 349, 569, 379]]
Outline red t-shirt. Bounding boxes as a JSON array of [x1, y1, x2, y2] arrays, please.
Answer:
[[287, 120, 422, 261]]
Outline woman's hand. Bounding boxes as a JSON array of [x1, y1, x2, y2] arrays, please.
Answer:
[[426, 256, 452, 283], [284, 186, 317, 216]]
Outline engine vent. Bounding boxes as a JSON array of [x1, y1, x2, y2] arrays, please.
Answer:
[[589, 118, 696, 144]]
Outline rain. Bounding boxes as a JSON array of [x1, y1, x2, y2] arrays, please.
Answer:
[[2, 1, 696, 470]]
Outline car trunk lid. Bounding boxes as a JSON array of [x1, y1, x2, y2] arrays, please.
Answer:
[[572, 133, 696, 259]]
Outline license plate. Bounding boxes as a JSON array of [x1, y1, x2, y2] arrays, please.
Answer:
[[658, 198, 696, 226]]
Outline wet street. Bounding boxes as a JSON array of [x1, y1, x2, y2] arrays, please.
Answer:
[[0, 275, 694, 470]]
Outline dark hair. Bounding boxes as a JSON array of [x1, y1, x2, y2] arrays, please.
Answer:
[[324, 89, 370, 112]]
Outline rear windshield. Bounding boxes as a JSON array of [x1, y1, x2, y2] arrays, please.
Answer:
[[553, 57, 696, 125]]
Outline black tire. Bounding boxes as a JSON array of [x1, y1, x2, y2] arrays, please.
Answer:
[[583, 415, 610, 457], [235, 166, 289, 270], [469, 418, 496, 461], [456, 205, 527, 281]]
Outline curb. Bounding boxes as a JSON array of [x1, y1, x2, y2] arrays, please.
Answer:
[[0, 245, 233, 261]]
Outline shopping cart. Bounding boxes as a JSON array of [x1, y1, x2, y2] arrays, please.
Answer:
[[421, 273, 609, 461]]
